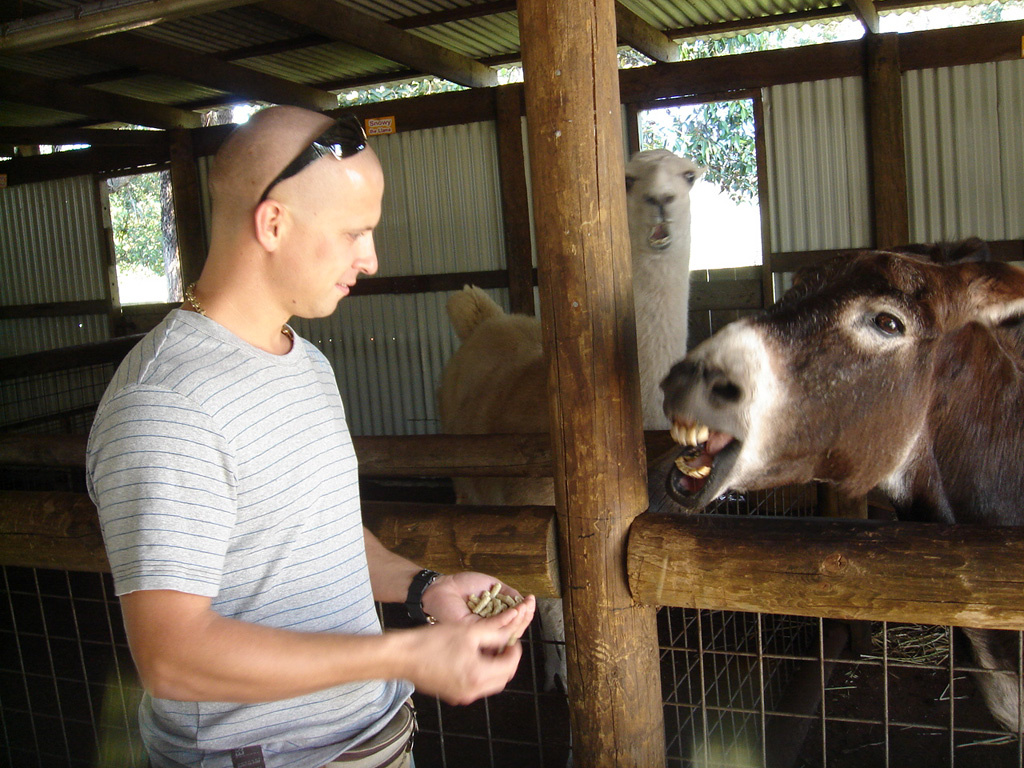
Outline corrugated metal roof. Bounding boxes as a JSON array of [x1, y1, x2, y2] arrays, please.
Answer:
[[414, 13, 521, 59], [0, 0, 1004, 130], [242, 43, 402, 86], [0, 0, 866, 130]]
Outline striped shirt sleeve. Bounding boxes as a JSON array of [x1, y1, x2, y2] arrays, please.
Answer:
[[87, 385, 237, 597]]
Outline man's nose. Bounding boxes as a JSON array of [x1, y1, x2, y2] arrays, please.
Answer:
[[359, 235, 378, 276]]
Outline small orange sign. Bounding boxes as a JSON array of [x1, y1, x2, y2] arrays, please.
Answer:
[[365, 116, 396, 136], [0, 174, 7, 190]]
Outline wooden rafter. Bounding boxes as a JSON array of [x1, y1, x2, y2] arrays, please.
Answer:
[[0, 0, 255, 54], [615, 3, 680, 63], [848, 0, 881, 33], [263, 0, 498, 89], [0, 71, 201, 129], [76, 33, 338, 111]]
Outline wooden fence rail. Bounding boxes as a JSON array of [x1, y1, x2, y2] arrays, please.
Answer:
[[629, 511, 1024, 630], [0, 431, 678, 478], [5, 489, 1024, 631], [0, 490, 561, 597]]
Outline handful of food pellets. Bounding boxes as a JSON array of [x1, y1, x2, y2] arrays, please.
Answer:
[[467, 582, 524, 618]]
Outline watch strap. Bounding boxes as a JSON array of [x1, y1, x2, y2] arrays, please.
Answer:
[[405, 569, 442, 624]]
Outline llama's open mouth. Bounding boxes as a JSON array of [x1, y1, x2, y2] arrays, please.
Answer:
[[648, 223, 671, 250], [666, 419, 740, 510]]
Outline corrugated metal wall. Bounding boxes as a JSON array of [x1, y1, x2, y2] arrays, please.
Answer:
[[295, 120, 509, 435], [763, 77, 872, 254], [904, 59, 1024, 243], [372, 121, 507, 276], [0, 176, 110, 357], [763, 59, 1024, 255]]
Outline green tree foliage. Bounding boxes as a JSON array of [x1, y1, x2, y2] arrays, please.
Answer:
[[108, 172, 166, 275], [641, 100, 758, 205]]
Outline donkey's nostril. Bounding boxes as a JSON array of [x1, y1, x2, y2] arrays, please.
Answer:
[[711, 381, 741, 402], [704, 368, 741, 403]]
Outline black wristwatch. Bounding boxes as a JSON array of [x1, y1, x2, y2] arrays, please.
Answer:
[[405, 569, 442, 624]]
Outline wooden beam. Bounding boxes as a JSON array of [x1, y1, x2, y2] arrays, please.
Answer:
[[0, 126, 169, 147], [619, 40, 864, 104], [518, 0, 664, 763], [615, 2, 680, 63], [354, 433, 553, 477], [0, 491, 110, 573], [898, 19, 1024, 70], [363, 501, 560, 598], [0, 491, 560, 597], [0, 71, 201, 129], [389, 0, 517, 30], [0, 335, 144, 380], [629, 512, 1024, 631], [0, 0, 253, 54], [76, 33, 339, 112], [771, 240, 1024, 274], [847, 0, 880, 34], [494, 84, 535, 316], [0, 145, 169, 186], [342, 87, 497, 132], [0, 431, 680, 478], [0, 299, 109, 320], [168, 129, 207, 286], [264, 0, 498, 89], [865, 33, 909, 249], [348, 268, 508, 297]]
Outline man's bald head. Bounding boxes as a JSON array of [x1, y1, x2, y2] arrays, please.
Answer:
[[209, 106, 334, 227]]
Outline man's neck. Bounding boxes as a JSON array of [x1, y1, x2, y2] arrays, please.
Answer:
[[185, 280, 293, 355]]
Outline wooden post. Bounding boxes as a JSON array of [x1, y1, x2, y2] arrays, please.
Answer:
[[495, 84, 536, 316], [169, 128, 208, 289], [865, 33, 910, 250], [517, 0, 665, 765]]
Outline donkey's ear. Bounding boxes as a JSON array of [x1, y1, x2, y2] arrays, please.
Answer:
[[957, 260, 1024, 326], [892, 237, 990, 264]]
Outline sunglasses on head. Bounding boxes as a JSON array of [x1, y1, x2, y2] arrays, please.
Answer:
[[258, 113, 368, 203]]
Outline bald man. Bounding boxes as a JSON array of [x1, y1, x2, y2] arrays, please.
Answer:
[[86, 106, 535, 768]]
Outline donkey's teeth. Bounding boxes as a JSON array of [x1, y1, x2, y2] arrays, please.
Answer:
[[673, 456, 711, 478], [671, 420, 712, 447]]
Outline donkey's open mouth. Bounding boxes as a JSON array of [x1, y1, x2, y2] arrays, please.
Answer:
[[667, 419, 740, 510]]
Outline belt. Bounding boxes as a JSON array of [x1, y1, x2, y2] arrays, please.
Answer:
[[323, 700, 416, 768]]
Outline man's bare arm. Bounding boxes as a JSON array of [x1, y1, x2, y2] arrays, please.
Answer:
[[120, 587, 533, 705]]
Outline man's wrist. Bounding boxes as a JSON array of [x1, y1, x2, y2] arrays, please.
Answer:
[[405, 569, 442, 624]]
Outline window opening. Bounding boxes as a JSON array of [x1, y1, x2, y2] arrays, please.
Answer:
[[105, 170, 181, 305], [639, 98, 761, 271]]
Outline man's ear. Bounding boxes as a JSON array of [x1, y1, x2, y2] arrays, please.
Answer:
[[253, 199, 288, 252]]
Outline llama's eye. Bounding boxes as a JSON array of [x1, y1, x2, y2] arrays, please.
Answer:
[[683, 171, 696, 185], [873, 312, 905, 336], [626, 175, 636, 193]]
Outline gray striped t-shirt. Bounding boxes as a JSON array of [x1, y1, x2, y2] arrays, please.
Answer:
[[86, 310, 411, 768]]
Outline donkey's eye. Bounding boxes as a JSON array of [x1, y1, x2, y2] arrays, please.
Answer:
[[873, 312, 905, 336]]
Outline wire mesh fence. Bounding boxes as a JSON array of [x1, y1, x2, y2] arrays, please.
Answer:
[[0, 364, 116, 436], [0, 566, 145, 768], [3, 561, 1024, 767]]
